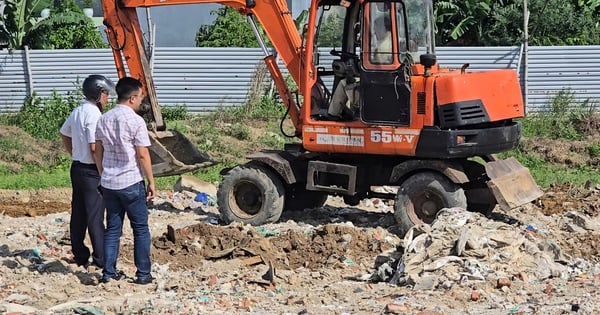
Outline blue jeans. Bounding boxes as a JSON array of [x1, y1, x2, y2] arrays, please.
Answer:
[[101, 181, 152, 280]]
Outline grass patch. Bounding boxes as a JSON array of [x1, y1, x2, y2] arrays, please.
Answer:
[[500, 140, 600, 189], [521, 89, 597, 140], [528, 165, 599, 188], [507, 151, 600, 187], [0, 166, 71, 189]]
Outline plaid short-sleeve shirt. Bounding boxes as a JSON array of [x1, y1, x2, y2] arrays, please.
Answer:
[[95, 105, 151, 190]]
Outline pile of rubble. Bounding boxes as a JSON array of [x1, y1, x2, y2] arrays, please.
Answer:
[[372, 207, 600, 292]]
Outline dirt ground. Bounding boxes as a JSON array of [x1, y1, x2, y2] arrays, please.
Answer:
[[1, 124, 600, 314], [1, 184, 600, 314]]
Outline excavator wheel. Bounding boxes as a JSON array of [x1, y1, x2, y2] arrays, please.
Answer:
[[217, 165, 285, 225], [285, 186, 328, 211], [394, 171, 467, 236]]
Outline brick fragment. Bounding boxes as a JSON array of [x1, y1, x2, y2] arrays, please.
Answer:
[[497, 277, 512, 289]]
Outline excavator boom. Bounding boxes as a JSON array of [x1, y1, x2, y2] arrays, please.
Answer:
[[101, 0, 305, 132]]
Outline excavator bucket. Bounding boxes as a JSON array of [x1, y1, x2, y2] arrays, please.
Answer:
[[485, 157, 544, 210], [148, 130, 215, 177]]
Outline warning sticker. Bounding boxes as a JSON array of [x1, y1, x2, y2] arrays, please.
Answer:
[[316, 134, 365, 147]]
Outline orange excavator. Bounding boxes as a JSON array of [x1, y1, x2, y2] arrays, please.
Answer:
[[102, 0, 543, 235]]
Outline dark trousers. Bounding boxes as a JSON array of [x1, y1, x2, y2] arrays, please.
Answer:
[[70, 161, 105, 267]]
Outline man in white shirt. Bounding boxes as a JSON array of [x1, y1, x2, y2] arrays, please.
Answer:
[[60, 74, 115, 269]]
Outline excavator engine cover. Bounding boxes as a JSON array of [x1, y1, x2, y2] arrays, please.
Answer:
[[485, 157, 543, 210], [148, 130, 215, 177]]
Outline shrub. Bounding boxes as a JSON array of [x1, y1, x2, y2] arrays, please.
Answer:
[[587, 144, 600, 158], [161, 104, 190, 121], [16, 90, 81, 140], [522, 89, 597, 140], [225, 123, 251, 140]]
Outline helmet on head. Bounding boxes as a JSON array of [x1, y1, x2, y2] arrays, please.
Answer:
[[82, 75, 116, 102]]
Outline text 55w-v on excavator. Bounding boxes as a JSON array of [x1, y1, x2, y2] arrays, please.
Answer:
[[102, 0, 543, 235]]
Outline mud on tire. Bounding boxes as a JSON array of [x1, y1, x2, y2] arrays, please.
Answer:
[[394, 171, 467, 236], [217, 165, 285, 225]]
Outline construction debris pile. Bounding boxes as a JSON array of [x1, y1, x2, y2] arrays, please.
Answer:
[[372, 207, 600, 291]]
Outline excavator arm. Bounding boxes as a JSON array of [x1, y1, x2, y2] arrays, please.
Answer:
[[101, 0, 306, 132]]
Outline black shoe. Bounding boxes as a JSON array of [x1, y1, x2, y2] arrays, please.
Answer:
[[74, 259, 90, 267], [100, 270, 126, 283], [133, 276, 154, 285]]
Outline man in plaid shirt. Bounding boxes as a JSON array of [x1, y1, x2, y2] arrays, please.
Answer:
[[95, 76, 156, 285]]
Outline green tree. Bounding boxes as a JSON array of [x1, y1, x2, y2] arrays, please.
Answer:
[[196, 6, 263, 47], [434, 0, 600, 46], [23, 0, 105, 49], [0, 0, 50, 49], [315, 8, 344, 47], [526, 0, 600, 45], [434, 0, 494, 45]]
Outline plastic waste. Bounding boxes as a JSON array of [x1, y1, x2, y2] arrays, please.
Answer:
[[256, 227, 279, 237], [194, 192, 208, 205], [526, 224, 537, 232]]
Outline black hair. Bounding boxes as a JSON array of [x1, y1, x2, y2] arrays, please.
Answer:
[[116, 77, 143, 102]]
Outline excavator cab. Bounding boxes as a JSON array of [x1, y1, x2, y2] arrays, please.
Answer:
[[311, 0, 433, 125]]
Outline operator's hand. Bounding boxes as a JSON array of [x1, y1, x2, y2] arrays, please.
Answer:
[[146, 183, 156, 202]]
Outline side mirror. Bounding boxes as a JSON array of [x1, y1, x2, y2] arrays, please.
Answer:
[[420, 54, 436, 77], [420, 54, 436, 68]]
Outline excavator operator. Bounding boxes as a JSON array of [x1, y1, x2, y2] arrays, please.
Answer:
[[324, 14, 392, 121]]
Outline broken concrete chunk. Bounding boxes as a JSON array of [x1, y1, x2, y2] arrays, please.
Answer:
[[413, 274, 438, 290], [564, 211, 600, 231], [173, 175, 217, 196]]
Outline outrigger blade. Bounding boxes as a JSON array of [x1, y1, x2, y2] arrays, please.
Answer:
[[149, 130, 215, 177], [485, 157, 544, 210]]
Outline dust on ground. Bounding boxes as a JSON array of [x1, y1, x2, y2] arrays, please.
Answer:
[[536, 182, 600, 216]]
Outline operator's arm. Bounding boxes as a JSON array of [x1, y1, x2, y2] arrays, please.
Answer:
[[94, 140, 104, 174], [135, 146, 155, 201], [61, 134, 73, 156]]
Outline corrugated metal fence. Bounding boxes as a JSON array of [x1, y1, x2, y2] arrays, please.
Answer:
[[1, 46, 599, 113]]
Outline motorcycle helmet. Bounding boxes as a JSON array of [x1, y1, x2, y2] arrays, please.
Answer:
[[82, 74, 116, 103]]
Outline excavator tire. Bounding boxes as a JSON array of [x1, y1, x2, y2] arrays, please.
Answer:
[[285, 185, 328, 211], [394, 171, 467, 236], [217, 165, 285, 225]]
